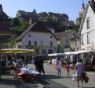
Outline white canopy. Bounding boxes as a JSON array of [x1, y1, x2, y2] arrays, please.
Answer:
[[64, 50, 93, 55], [48, 50, 93, 56], [64, 51, 78, 55], [48, 53, 64, 56]]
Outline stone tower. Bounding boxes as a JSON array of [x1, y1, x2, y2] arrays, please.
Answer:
[[79, 2, 85, 18], [75, 2, 85, 26]]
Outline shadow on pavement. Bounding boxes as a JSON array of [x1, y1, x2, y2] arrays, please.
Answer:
[[0, 78, 23, 88], [43, 74, 60, 79], [37, 74, 72, 80], [36, 75, 68, 88], [36, 75, 49, 85]]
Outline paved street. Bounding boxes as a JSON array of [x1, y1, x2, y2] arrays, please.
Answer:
[[0, 75, 23, 88], [0, 62, 95, 88], [43, 63, 95, 88], [0, 75, 39, 88]]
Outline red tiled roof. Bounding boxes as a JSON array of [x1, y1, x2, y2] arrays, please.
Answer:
[[55, 30, 77, 40]]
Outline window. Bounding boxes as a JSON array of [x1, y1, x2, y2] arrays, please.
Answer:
[[28, 40, 31, 46], [28, 34, 31, 37], [86, 17, 90, 29], [41, 49, 46, 54], [87, 32, 90, 44], [64, 45, 69, 48], [34, 41, 37, 46], [81, 35, 84, 45], [50, 41, 53, 46], [48, 49, 53, 53]]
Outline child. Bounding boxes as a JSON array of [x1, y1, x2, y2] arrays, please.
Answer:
[[65, 62, 70, 77]]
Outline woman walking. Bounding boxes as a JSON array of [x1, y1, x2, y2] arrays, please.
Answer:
[[74, 59, 84, 87]]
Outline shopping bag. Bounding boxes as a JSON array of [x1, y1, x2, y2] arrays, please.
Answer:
[[72, 73, 77, 81], [83, 75, 89, 83]]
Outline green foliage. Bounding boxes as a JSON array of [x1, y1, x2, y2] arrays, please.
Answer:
[[40, 16, 68, 32], [10, 16, 76, 37], [10, 17, 29, 36], [11, 17, 21, 26], [14, 21, 29, 36], [74, 25, 80, 32], [19, 21, 29, 32]]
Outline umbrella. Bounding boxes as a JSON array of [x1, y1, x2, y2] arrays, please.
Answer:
[[0, 48, 35, 54]]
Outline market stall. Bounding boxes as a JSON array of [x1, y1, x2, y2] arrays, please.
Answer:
[[0, 48, 35, 54], [17, 67, 40, 81], [0, 48, 40, 81]]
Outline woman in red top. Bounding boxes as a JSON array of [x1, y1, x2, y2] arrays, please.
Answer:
[[65, 62, 70, 77]]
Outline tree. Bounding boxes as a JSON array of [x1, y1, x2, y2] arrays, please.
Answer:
[[19, 21, 29, 32], [11, 17, 21, 26], [10, 17, 29, 36], [40, 16, 66, 32]]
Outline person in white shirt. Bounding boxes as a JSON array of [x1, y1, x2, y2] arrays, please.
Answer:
[[56, 59, 62, 77]]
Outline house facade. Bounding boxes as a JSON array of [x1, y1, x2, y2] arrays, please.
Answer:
[[80, 0, 95, 51], [55, 30, 80, 52], [17, 22, 57, 54]]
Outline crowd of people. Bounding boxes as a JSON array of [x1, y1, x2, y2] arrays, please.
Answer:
[[0, 54, 30, 75], [49, 54, 91, 88], [0, 53, 94, 87], [0, 54, 46, 77]]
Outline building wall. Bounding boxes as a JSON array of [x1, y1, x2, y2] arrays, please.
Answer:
[[20, 31, 57, 54], [81, 4, 95, 50], [56, 30, 79, 52]]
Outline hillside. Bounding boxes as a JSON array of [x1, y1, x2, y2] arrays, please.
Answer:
[[16, 9, 76, 32], [0, 4, 78, 36]]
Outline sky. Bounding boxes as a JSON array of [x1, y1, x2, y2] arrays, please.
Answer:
[[0, 0, 88, 21]]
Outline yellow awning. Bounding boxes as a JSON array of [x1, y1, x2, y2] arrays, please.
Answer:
[[0, 48, 35, 54]]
